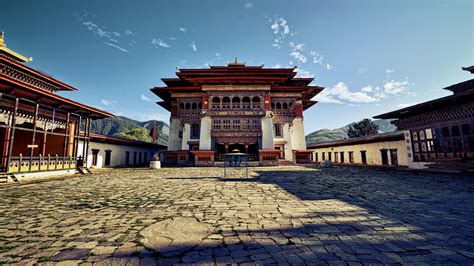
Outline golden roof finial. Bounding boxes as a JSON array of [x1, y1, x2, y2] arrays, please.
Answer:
[[0, 32, 5, 47], [234, 57, 239, 64], [0, 32, 33, 62]]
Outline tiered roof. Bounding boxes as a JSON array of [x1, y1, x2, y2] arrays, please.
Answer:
[[0, 32, 112, 119], [151, 61, 323, 111]]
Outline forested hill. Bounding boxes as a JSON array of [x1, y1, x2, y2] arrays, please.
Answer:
[[305, 119, 397, 146], [90, 116, 169, 145]]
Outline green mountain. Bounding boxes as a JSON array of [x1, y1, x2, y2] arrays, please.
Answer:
[[90, 116, 169, 145], [305, 119, 397, 146]]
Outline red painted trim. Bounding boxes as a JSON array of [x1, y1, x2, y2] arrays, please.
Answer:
[[0, 56, 77, 91], [0, 75, 113, 118]]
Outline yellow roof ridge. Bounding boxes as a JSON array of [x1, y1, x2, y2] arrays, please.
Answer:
[[0, 32, 33, 62]]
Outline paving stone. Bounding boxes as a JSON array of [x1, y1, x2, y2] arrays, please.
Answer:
[[0, 166, 473, 264]]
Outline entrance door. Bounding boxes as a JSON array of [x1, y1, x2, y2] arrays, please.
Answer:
[[91, 149, 99, 167], [274, 144, 285, 159]]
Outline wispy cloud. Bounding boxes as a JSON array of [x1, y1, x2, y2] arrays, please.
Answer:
[[190, 41, 197, 52], [179, 27, 186, 32], [140, 94, 151, 102], [245, 2, 254, 8], [295, 68, 314, 78], [268, 16, 332, 70], [100, 99, 114, 106], [289, 43, 307, 64], [269, 16, 292, 49], [77, 12, 135, 53], [105, 42, 129, 53], [151, 38, 171, 48]]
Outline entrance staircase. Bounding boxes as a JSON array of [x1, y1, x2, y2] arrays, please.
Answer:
[[279, 160, 294, 166], [77, 167, 93, 175], [0, 173, 19, 184]]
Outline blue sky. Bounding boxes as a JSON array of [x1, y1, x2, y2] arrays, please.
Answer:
[[1, 0, 473, 134]]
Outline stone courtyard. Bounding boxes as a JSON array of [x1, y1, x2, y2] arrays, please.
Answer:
[[1, 166, 474, 265]]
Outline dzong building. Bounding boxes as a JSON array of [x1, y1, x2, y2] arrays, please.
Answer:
[[151, 60, 323, 166]]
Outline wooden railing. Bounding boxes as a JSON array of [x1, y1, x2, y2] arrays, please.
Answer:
[[7, 155, 77, 173]]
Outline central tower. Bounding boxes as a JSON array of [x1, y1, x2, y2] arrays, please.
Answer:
[[151, 61, 323, 166]]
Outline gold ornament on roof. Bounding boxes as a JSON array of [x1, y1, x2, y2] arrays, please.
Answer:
[[0, 32, 33, 62]]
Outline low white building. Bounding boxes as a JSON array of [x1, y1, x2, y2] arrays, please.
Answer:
[[77, 134, 167, 168]]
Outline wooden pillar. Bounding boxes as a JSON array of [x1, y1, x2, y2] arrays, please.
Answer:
[[1, 114, 11, 171], [84, 118, 91, 167], [62, 112, 70, 168], [73, 117, 80, 161], [28, 103, 39, 172], [6, 98, 19, 173], [41, 119, 48, 157]]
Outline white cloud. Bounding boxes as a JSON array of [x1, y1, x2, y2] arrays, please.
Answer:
[[151, 38, 170, 48], [386, 69, 394, 73], [315, 82, 379, 104], [295, 68, 315, 78], [397, 102, 420, 108], [289, 51, 307, 64], [82, 21, 111, 38], [100, 99, 113, 106], [361, 85, 373, 92], [105, 42, 129, 53], [169, 37, 176, 40], [325, 64, 333, 70], [245, 2, 254, 8], [190, 41, 197, 52], [140, 94, 151, 102], [179, 27, 186, 32], [269, 16, 292, 48], [78, 15, 135, 52], [383, 80, 411, 95]]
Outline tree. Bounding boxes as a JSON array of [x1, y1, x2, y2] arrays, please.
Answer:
[[114, 128, 152, 142], [347, 119, 379, 138]]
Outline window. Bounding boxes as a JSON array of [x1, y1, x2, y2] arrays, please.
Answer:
[[133, 152, 137, 165], [139, 152, 142, 164], [380, 149, 389, 165], [442, 127, 450, 137], [334, 152, 338, 163], [360, 151, 367, 165], [390, 149, 398, 166], [314, 153, 318, 162], [322, 152, 326, 161], [125, 151, 130, 165], [92, 149, 100, 167], [452, 125, 460, 137], [191, 124, 200, 139], [328, 152, 332, 161], [274, 124, 282, 137], [105, 150, 111, 166], [348, 151, 354, 163], [462, 124, 471, 135], [340, 152, 344, 163], [144, 152, 148, 162]]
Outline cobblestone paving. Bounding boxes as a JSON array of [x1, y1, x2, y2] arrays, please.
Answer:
[[1, 166, 474, 265]]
